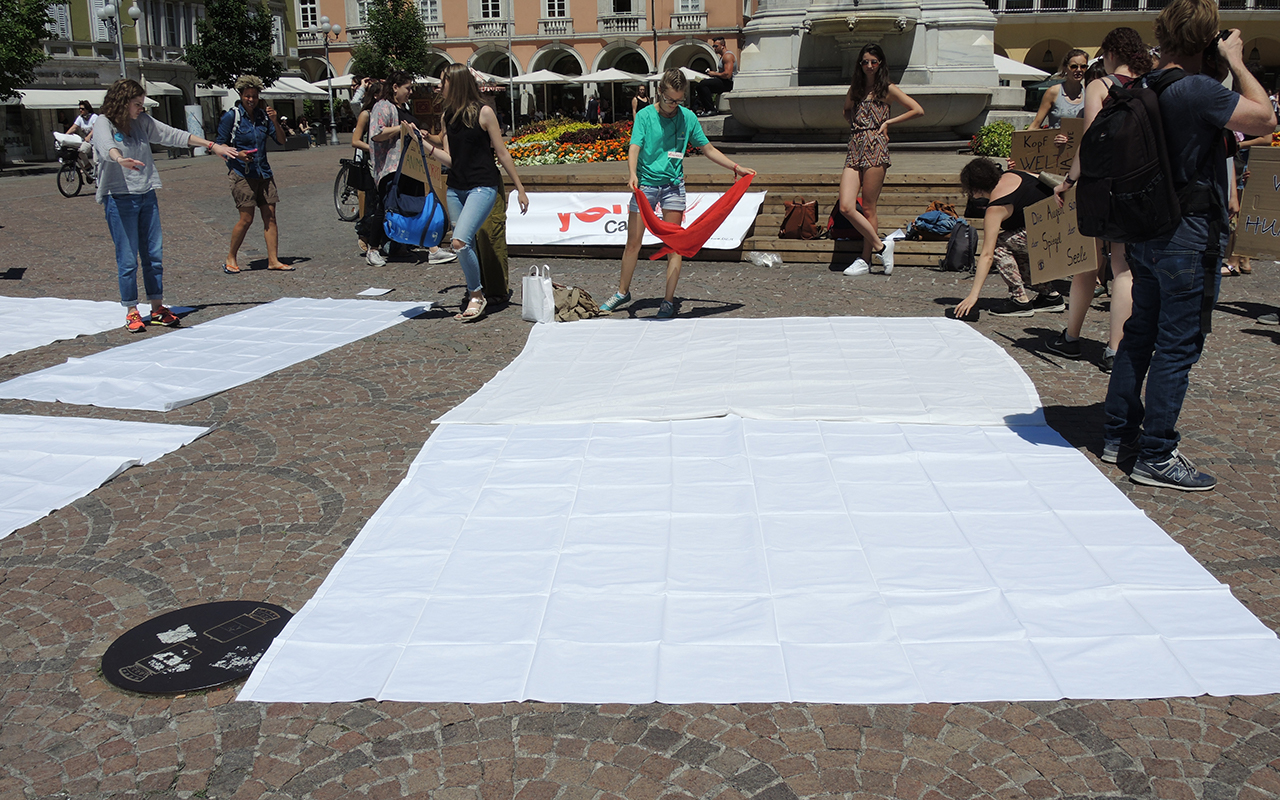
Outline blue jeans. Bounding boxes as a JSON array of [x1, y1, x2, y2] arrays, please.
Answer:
[[104, 191, 163, 308], [1103, 239, 1220, 461], [446, 185, 498, 293]]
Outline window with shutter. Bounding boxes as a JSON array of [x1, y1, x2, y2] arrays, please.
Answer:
[[90, 0, 111, 41], [51, 4, 72, 39]]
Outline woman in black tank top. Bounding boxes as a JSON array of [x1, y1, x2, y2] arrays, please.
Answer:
[[422, 64, 530, 322], [955, 158, 1065, 319]]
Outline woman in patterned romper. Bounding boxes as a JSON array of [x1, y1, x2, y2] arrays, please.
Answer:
[[838, 43, 924, 276]]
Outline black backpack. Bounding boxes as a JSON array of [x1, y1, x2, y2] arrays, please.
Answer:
[[939, 219, 978, 272], [1076, 70, 1190, 243], [825, 199, 864, 240]]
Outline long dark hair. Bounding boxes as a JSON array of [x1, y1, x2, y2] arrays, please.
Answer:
[[440, 63, 483, 128], [101, 79, 146, 135], [381, 70, 413, 109], [844, 43, 890, 121], [360, 78, 381, 114]]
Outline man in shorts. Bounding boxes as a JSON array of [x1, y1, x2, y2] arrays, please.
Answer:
[[216, 75, 290, 273]]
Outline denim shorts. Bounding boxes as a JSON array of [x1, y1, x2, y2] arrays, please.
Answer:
[[629, 182, 686, 214]]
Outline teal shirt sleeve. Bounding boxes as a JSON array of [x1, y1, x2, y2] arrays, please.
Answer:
[[682, 108, 710, 148]]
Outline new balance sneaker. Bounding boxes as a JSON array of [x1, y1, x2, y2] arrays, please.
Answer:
[[656, 299, 677, 319], [873, 239, 894, 275], [1044, 329, 1082, 359], [1101, 437, 1138, 464], [149, 306, 181, 327], [124, 309, 147, 333], [428, 248, 457, 265], [1032, 292, 1066, 312], [1131, 450, 1216, 491], [366, 246, 387, 267], [843, 258, 870, 276], [599, 291, 631, 313], [990, 297, 1035, 317]]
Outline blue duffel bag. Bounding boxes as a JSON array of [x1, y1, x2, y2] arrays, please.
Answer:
[[383, 137, 447, 248]]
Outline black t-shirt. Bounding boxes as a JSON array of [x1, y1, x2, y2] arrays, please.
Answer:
[[988, 171, 1053, 232]]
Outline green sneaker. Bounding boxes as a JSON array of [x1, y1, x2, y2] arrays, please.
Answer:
[[599, 291, 631, 313], [656, 300, 677, 319]]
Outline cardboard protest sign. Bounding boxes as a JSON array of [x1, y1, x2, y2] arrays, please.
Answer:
[[1011, 118, 1085, 176], [1233, 145, 1280, 259], [1026, 185, 1098, 283], [400, 140, 447, 207]]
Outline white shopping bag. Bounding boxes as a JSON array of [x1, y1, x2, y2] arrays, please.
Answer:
[[521, 265, 556, 324]]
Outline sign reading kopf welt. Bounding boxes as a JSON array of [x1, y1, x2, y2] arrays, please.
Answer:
[[1234, 146, 1280, 259], [1026, 185, 1098, 283], [1011, 118, 1085, 176]]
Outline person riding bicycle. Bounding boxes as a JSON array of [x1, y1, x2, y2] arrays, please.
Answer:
[[66, 100, 98, 174]]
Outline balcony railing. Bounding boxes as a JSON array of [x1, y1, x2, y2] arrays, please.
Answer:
[[296, 30, 323, 47], [539, 17, 572, 36], [469, 19, 512, 37], [671, 11, 707, 31], [989, 0, 1280, 11], [424, 22, 444, 39], [599, 13, 645, 33]]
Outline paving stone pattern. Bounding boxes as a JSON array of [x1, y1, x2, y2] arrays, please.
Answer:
[[1, 148, 1279, 800]]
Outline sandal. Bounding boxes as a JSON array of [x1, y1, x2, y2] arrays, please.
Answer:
[[222, 263, 240, 274], [1221, 263, 1240, 277], [455, 296, 487, 323]]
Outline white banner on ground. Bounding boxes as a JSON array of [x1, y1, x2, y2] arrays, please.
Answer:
[[0, 415, 208, 539], [507, 190, 767, 249]]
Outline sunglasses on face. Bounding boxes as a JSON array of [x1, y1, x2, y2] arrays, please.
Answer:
[[1067, 64, 1087, 70], [861, 59, 881, 66]]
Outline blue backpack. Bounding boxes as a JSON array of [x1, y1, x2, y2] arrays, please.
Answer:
[[383, 137, 447, 249]]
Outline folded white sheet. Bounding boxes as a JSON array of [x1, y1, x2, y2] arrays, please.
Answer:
[[435, 317, 1044, 427], [239, 418, 1280, 704], [0, 414, 208, 539], [0, 297, 127, 359], [0, 298, 430, 411]]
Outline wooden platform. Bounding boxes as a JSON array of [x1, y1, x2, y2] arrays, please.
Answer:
[[509, 171, 978, 266]]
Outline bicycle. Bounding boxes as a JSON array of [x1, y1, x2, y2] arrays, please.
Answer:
[[54, 132, 95, 198], [334, 158, 367, 221]]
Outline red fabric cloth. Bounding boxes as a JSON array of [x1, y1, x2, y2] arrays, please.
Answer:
[[633, 173, 755, 260]]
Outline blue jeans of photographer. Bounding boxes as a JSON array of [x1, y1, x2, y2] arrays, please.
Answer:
[[1103, 238, 1220, 461], [104, 191, 164, 307], [446, 185, 498, 292]]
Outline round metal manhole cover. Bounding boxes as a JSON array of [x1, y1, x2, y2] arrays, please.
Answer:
[[101, 601, 292, 694]]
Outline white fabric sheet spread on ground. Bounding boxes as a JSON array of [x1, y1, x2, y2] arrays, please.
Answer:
[[0, 298, 430, 411], [435, 317, 1045, 427], [0, 414, 208, 540], [240, 418, 1280, 704], [0, 297, 128, 359]]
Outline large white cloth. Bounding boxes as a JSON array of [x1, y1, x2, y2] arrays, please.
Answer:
[[0, 297, 127, 359], [239, 418, 1280, 704], [0, 298, 430, 411], [0, 414, 208, 539], [436, 318, 1044, 427]]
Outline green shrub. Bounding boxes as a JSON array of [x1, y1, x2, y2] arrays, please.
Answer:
[[970, 121, 1014, 159]]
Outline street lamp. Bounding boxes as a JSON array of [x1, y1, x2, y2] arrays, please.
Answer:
[[96, 1, 143, 80], [312, 15, 342, 145]]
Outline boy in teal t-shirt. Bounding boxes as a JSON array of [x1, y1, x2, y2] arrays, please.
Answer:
[[598, 69, 754, 319]]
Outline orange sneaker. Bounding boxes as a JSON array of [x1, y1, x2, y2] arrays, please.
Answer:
[[125, 309, 147, 333], [150, 306, 180, 327]]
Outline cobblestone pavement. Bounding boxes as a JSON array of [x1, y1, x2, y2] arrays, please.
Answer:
[[1, 147, 1279, 800]]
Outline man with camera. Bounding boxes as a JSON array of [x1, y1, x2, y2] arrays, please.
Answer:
[[1102, 0, 1275, 491]]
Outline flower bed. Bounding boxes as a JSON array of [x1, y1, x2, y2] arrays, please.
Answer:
[[508, 120, 633, 165]]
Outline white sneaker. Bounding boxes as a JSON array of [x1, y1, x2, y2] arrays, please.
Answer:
[[366, 247, 387, 267], [428, 248, 457, 265], [874, 239, 895, 275], [843, 258, 870, 276]]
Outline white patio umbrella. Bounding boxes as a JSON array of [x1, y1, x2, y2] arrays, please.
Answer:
[[572, 68, 647, 122], [509, 70, 573, 118], [640, 67, 708, 83], [995, 55, 1051, 82]]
